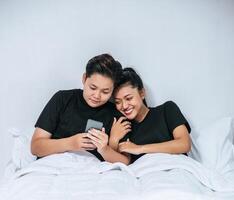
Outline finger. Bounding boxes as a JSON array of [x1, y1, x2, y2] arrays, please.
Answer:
[[82, 143, 96, 149], [89, 130, 107, 140], [123, 124, 131, 130], [112, 117, 117, 125], [122, 121, 131, 126], [118, 145, 126, 152], [86, 133, 101, 142], [119, 141, 127, 145], [94, 127, 107, 135], [89, 128, 101, 134], [98, 131, 108, 138], [90, 139, 101, 148], [118, 116, 127, 123], [90, 135, 106, 146], [98, 133, 108, 142], [80, 133, 89, 137], [82, 138, 93, 143], [88, 129, 100, 137], [122, 129, 131, 136], [118, 142, 126, 148], [88, 130, 101, 139], [126, 128, 132, 133]]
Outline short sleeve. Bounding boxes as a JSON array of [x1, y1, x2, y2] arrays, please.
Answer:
[[164, 101, 191, 133], [35, 91, 63, 135]]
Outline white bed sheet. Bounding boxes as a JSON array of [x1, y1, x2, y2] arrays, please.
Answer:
[[0, 152, 233, 200]]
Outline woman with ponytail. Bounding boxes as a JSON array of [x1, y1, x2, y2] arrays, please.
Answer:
[[110, 67, 191, 163]]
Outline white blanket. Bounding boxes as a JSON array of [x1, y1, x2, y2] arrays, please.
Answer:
[[0, 152, 234, 200]]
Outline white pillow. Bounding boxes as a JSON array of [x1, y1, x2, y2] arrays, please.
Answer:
[[4, 128, 36, 178], [189, 117, 234, 176]]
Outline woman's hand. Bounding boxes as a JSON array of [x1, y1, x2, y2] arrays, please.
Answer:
[[110, 117, 131, 143], [69, 133, 96, 151], [119, 140, 142, 155], [86, 128, 109, 154]]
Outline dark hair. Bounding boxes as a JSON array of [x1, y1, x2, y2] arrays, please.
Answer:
[[114, 67, 147, 105], [86, 54, 122, 86]]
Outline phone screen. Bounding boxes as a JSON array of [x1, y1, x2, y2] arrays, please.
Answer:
[[85, 119, 103, 132]]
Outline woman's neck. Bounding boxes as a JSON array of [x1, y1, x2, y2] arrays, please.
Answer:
[[135, 104, 149, 123]]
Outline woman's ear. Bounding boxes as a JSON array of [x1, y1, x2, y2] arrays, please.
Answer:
[[82, 73, 87, 84], [139, 88, 146, 100]]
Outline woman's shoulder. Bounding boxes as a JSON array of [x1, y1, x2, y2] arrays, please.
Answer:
[[50, 89, 80, 104], [163, 101, 178, 108], [152, 101, 178, 111], [56, 88, 80, 96]]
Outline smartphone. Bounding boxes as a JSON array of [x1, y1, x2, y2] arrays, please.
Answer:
[[85, 119, 103, 132]]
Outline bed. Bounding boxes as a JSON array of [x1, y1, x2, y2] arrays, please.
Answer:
[[0, 117, 234, 200]]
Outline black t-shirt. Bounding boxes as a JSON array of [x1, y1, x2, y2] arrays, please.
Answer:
[[35, 89, 117, 161], [126, 101, 191, 163]]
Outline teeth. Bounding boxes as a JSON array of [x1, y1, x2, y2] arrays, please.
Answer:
[[125, 108, 133, 115]]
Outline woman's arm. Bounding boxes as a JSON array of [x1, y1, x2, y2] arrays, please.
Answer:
[[99, 146, 131, 165], [31, 128, 96, 157], [119, 125, 191, 155], [87, 128, 131, 165]]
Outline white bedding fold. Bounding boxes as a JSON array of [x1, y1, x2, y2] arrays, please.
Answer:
[[129, 153, 234, 192], [10, 152, 234, 192], [11, 151, 134, 179]]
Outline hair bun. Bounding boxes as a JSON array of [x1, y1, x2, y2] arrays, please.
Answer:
[[123, 67, 136, 73]]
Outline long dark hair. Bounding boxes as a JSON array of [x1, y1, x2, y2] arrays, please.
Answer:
[[114, 67, 147, 106], [85, 54, 122, 87]]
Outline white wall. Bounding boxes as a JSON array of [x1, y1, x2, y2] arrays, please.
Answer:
[[0, 0, 233, 179]]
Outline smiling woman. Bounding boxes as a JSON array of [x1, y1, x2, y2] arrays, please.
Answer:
[[30, 54, 130, 165], [110, 67, 191, 163]]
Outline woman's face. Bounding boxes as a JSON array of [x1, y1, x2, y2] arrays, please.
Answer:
[[82, 73, 114, 108], [114, 84, 145, 120]]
